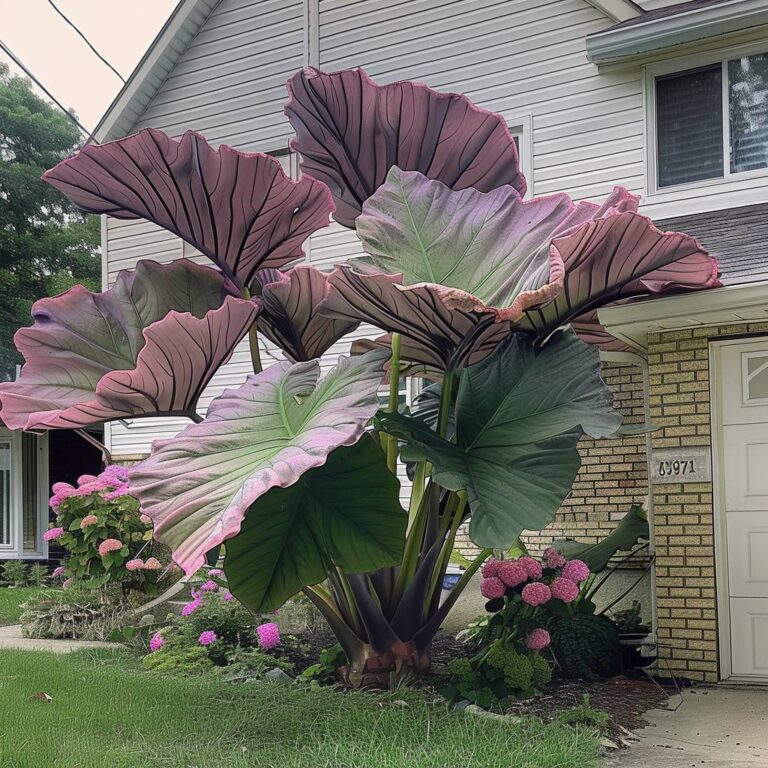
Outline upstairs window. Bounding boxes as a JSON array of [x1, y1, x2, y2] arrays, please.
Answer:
[[654, 51, 768, 189]]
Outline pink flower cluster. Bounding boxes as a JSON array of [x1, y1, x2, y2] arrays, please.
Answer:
[[198, 630, 217, 646], [80, 514, 99, 529], [256, 622, 281, 650], [478, 550, 591, 607], [43, 527, 64, 542], [52, 566, 66, 578], [525, 628, 551, 650], [149, 632, 165, 652], [49, 465, 131, 510], [98, 538, 123, 557]]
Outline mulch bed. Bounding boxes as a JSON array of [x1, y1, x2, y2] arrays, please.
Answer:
[[506, 675, 673, 745]]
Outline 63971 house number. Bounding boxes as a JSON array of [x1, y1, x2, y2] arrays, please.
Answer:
[[650, 447, 712, 484]]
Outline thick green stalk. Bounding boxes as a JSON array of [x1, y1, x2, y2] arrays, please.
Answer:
[[392, 481, 435, 601], [437, 370, 455, 438], [385, 332, 402, 472], [241, 286, 262, 374]]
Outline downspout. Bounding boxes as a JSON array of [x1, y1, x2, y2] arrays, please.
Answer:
[[600, 350, 657, 639]]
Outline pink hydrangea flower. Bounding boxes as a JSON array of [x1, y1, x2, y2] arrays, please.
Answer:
[[223, 591, 234, 601], [481, 558, 502, 578], [561, 559, 590, 584], [181, 599, 201, 616], [498, 560, 528, 588], [99, 465, 129, 484], [518, 556, 543, 580], [43, 527, 64, 542], [62, 577, 74, 590], [543, 547, 566, 569], [521, 582, 552, 606], [149, 632, 165, 652], [143, 557, 162, 571], [98, 538, 123, 557], [256, 622, 281, 650], [80, 514, 99, 529], [550, 576, 580, 603], [526, 628, 551, 650], [125, 559, 144, 571], [208, 568, 224, 577], [77, 474, 98, 486], [139, 514, 152, 526], [199, 580, 218, 592], [52, 566, 66, 578], [198, 630, 217, 646], [480, 576, 506, 600], [52, 482, 74, 495]]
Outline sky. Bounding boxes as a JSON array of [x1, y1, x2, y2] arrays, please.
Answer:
[[2, 0, 179, 132]]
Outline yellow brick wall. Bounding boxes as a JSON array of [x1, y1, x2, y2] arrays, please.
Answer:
[[455, 362, 649, 558], [649, 321, 768, 683]]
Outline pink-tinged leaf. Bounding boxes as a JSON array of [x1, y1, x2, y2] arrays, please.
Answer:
[[43, 128, 334, 289], [253, 265, 360, 361], [285, 67, 526, 227], [0, 260, 258, 430], [128, 349, 390, 576], [571, 311, 635, 352], [520, 210, 720, 343], [321, 265, 512, 371]]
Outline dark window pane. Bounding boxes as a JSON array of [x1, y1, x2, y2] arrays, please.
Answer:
[[22, 433, 38, 553], [729, 52, 768, 173], [657, 65, 723, 187]]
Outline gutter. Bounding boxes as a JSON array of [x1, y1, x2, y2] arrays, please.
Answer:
[[586, 0, 768, 64]]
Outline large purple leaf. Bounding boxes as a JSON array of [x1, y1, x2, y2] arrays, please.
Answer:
[[43, 128, 334, 289], [253, 265, 360, 361], [127, 349, 390, 576], [0, 260, 258, 430], [520, 211, 720, 343], [285, 67, 526, 227], [320, 265, 512, 371]]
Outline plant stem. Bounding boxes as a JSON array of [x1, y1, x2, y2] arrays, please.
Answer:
[[242, 286, 262, 375], [437, 370, 455, 438], [385, 333, 402, 473]]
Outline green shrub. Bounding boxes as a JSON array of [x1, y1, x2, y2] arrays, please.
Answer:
[[302, 644, 346, 685], [547, 612, 620, 681], [554, 695, 611, 733], [28, 564, 48, 587], [47, 467, 174, 595], [1, 560, 28, 585], [142, 634, 213, 675], [180, 587, 259, 650], [216, 646, 293, 683]]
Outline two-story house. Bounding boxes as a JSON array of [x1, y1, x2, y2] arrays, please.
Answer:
[[24, 0, 768, 684]]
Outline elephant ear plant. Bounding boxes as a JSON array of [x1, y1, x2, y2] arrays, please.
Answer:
[[0, 66, 719, 688]]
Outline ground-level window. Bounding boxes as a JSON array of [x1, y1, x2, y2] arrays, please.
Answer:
[[0, 430, 48, 559], [653, 50, 768, 189]]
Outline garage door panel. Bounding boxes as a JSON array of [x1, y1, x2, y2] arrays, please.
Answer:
[[730, 598, 768, 676], [727, 512, 768, 597], [722, 342, 768, 425], [724, 425, 768, 510]]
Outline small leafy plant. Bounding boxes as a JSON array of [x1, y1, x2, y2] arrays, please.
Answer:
[[1, 560, 28, 586], [45, 467, 170, 595], [28, 563, 48, 587]]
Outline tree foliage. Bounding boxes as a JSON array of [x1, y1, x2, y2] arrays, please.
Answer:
[[0, 64, 99, 380]]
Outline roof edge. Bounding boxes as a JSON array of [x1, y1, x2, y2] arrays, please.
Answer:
[[92, 0, 221, 143], [598, 281, 768, 351], [586, 0, 768, 64], [583, 0, 644, 23]]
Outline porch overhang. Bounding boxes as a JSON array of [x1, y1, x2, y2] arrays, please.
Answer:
[[598, 281, 768, 352], [586, 0, 768, 64]]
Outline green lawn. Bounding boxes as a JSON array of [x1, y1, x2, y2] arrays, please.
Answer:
[[0, 648, 601, 768], [0, 587, 41, 626]]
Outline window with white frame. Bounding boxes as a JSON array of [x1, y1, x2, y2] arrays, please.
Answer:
[[0, 430, 49, 560], [652, 50, 768, 190]]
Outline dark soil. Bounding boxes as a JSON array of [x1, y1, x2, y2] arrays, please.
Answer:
[[506, 675, 672, 745]]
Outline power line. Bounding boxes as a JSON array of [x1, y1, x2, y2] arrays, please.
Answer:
[[0, 38, 90, 135], [47, 0, 126, 84]]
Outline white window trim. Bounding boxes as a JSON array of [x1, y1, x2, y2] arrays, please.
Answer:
[[643, 40, 768, 218], [507, 113, 534, 197], [0, 429, 49, 561]]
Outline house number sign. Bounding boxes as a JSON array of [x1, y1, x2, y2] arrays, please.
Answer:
[[650, 447, 712, 484]]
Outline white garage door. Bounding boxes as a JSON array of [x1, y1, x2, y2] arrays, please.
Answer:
[[719, 338, 768, 681]]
